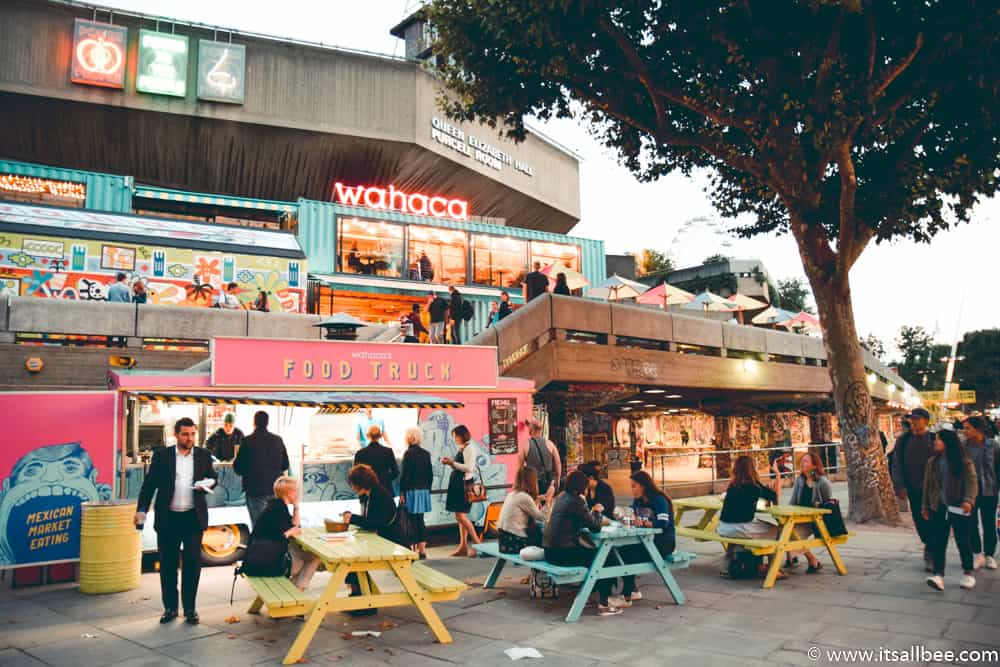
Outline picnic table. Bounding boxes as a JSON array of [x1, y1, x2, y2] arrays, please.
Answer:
[[246, 528, 465, 665], [673, 494, 850, 589], [475, 525, 695, 622]]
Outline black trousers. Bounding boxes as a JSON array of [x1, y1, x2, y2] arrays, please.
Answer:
[[450, 320, 462, 344], [970, 494, 998, 557], [157, 510, 203, 612], [928, 506, 975, 575], [908, 489, 934, 549], [545, 546, 612, 603]]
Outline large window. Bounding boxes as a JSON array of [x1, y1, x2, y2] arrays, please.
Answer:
[[337, 217, 405, 278], [472, 235, 528, 288], [407, 225, 467, 284], [530, 241, 581, 273], [0, 174, 85, 208]]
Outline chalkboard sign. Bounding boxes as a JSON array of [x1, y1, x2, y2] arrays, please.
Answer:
[[488, 397, 518, 455]]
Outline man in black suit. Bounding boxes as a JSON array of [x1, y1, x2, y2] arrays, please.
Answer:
[[353, 425, 399, 495], [233, 411, 289, 527], [134, 417, 217, 625]]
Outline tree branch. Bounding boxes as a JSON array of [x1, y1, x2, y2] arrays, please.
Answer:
[[865, 15, 877, 82], [870, 33, 924, 99], [597, 18, 668, 134], [815, 9, 845, 98], [834, 143, 859, 275]]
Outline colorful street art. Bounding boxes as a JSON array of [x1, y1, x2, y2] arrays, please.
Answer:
[[0, 230, 306, 312]]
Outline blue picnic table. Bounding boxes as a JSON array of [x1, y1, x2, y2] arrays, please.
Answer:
[[474, 525, 694, 622]]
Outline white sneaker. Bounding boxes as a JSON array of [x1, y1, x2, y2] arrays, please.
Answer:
[[597, 603, 623, 616], [986, 556, 998, 570], [926, 575, 944, 591], [628, 590, 642, 601], [607, 595, 632, 608], [973, 553, 986, 571], [960, 574, 976, 590]]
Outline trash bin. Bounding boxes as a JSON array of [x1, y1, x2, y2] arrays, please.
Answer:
[[79, 500, 141, 594]]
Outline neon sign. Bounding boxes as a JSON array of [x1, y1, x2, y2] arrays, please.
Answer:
[[197, 40, 246, 104], [332, 183, 470, 221], [71, 19, 127, 89], [137, 30, 189, 97]]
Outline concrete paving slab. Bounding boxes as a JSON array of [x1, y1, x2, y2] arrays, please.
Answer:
[[0, 649, 48, 667], [25, 631, 151, 667], [103, 617, 221, 649], [942, 621, 1000, 647], [453, 639, 600, 667], [156, 633, 281, 666], [375, 622, 494, 662]]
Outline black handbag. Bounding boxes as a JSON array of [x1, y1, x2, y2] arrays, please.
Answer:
[[814, 499, 847, 538], [387, 506, 412, 546], [238, 537, 289, 577]]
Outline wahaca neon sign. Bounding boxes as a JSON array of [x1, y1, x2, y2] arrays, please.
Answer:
[[332, 183, 469, 221]]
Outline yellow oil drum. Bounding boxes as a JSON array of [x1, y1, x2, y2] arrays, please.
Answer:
[[79, 500, 141, 594]]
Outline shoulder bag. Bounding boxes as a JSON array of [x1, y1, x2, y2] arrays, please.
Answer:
[[464, 456, 487, 503]]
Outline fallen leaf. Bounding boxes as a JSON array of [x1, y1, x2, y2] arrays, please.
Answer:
[[340, 633, 353, 641], [365, 646, 375, 652], [377, 621, 398, 631], [225, 616, 240, 624], [295, 659, 309, 664], [520, 576, 531, 584]]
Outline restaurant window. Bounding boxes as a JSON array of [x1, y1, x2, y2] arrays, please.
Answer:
[[406, 225, 467, 284], [0, 174, 86, 208], [530, 240, 581, 273], [472, 234, 528, 288], [337, 217, 405, 278]]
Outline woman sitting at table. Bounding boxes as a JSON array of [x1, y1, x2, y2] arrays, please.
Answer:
[[784, 452, 831, 573], [718, 455, 784, 579], [609, 470, 676, 607], [497, 467, 554, 554], [543, 470, 623, 616], [249, 476, 321, 591]]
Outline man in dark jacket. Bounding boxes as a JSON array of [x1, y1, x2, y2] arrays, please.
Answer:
[[233, 411, 289, 527], [205, 413, 243, 462], [890, 407, 936, 571], [448, 285, 464, 345], [134, 418, 217, 625], [523, 261, 549, 302], [354, 425, 399, 495], [427, 292, 449, 344]]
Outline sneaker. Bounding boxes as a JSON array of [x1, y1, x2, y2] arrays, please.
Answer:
[[986, 556, 998, 570], [926, 575, 944, 591], [973, 553, 986, 571], [597, 604, 623, 616], [607, 595, 632, 609], [960, 574, 976, 590], [628, 590, 642, 601]]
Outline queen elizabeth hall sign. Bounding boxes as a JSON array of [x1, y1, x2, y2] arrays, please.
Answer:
[[211, 338, 499, 389]]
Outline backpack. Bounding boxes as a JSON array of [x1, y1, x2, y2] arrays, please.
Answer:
[[727, 547, 762, 580], [529, 569, 558, 599], [461, 299, 474, 322]]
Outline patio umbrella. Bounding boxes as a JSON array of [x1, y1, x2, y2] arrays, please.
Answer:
[[635, 282, 695, 307], [777, 311, 822, 334], [751, 306, 798, 325], [541, 263, 590, 290], [587, 274, 649, 301], [680, 290, 739, 312], [726, 293, 768, 310]]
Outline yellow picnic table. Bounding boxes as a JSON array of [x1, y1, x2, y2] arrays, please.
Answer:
[[256, 528, 465, 665], [673, 494, 849, 588]]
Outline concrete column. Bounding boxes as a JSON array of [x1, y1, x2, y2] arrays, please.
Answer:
[[809, 413, 838, 472], [713, 415, 734, 486]]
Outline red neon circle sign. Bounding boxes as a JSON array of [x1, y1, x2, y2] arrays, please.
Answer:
[[76, 37, 124, 75]]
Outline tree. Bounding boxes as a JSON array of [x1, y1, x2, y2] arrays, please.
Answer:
[[859, 334, 886, 360], [956, 329, 1000, 410], [427, 1, 999, 522], [775, 278, 814, 314], [637, 249, 674, 277], [702, 254, 729, 265], [893, 325, 947, 389]]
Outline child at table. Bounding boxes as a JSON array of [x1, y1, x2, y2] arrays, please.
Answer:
[[717, 455, 784, 579]]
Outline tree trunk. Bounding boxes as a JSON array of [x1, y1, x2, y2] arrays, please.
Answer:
[[808, 275, 901, 523]]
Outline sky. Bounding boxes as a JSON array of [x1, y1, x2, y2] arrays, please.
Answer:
[[99, 0, 1000, 359]]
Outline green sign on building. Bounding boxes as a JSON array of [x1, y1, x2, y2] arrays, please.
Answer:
[[137, 30, 188, 97]]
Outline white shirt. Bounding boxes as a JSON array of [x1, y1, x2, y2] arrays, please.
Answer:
[[220, 292, 241, 309], [170, 448, 195, 511]]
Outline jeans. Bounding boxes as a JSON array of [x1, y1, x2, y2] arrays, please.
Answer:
[[928, 506, 975, 575], [246, 495, 273, 528], [545, 546, 613, 604], [907, 489, 934, 549], [157, 510, 203, 612], [970, 495, 998, 557], [450, 319, 462, 344], [429, 321, 445, 344]]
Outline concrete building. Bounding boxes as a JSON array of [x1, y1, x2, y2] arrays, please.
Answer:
[[661, 258, 777, 303]]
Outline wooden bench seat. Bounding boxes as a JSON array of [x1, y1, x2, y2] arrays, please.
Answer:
[[245, 576, 315, 618], [411, 562, 468, 602], [676, 525, 852, 556]]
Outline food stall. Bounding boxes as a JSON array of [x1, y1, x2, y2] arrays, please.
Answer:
[[109, 336, 533, 565]]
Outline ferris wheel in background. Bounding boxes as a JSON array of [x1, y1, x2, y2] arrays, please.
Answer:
[[664, 215, 740, 268]]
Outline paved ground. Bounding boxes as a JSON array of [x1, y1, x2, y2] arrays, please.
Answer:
[[1, 488, 998, 667]]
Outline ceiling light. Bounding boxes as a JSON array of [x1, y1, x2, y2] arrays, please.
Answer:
[[666, 394, 683, 399], [627, 400, 643, 404], [643, 389, 665, 394], [621, 407, 632, 411], [644, 404, 657, 408]]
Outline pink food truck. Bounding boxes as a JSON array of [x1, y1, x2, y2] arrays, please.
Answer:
[[1, 337, 532, 569]]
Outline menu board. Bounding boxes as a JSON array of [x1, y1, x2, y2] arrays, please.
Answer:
[[488, 397, 518, 455]]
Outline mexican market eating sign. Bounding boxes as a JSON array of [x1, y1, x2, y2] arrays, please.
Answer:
[[211, 337, 498, 389], [919, 387, 977, 405]]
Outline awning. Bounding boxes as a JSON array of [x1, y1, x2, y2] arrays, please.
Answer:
[[134, 185, 298, 213], [129, 391, 463, 413]]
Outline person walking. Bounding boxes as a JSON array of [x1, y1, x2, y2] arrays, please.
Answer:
[[399, 427, 432, 558], [553, 272, 571, 296], [448, 285, 464, 345], [523, 261, 548, 302], [890, 408, 937, 571], [442, 425, 483, 557], [497, 291, 513, 321], [353, 425, 399, 496], [249, 476, 321, 591], [963, 416, 998, 570], [233, 411, 290, 527], [544, 470, 621, 616], [205, 413, 243, 462], [923, 429, 979, 591], [427, 291, 448, 344], [519, 418, 561, 496], [401, 304, 427, 343], [134, 418, 217, 625]]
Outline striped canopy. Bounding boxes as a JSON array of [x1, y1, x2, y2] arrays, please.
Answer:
[[129, 391, 463, 413]]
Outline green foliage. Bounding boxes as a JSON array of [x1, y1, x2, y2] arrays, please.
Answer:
[[637, 249, 674, 277], [859, 334, 886, 360], [892, 325, 949, 390], [775, 278, 814, 313], [703, 254, 729, 265], [672, 273, 737, 296], [956, 329, 1000, 409]]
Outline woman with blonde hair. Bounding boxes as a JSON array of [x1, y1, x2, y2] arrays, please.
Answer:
[[247, 476, 320, 590], [399, 426, 432, 558]]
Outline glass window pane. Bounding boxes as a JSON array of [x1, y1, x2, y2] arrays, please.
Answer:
[[337, 217, 405, 278], [407, 225, 467, 285], [530, 241, 581, 273], [472, 234, 528, 288], [0, 174, 86, 208]]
